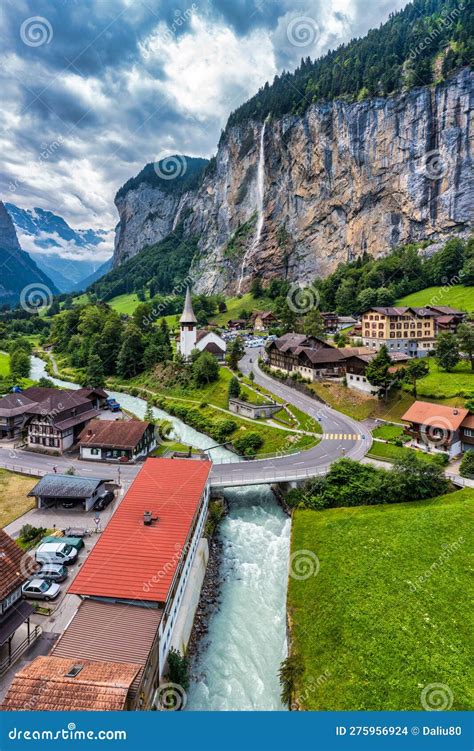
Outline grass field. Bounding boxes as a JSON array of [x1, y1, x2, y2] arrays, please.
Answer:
[[210, 292, 275, 326], [0, 352, 9, 377], [367, 441, 444, 465], [108, 292, 148, 315], [371, 423, 407, 441], [404, 358, 474, 400], [0, 469, 38, 528], [397, 285, 474, 312], [310, 381, 415, 422], [288, 488, 473, 710]]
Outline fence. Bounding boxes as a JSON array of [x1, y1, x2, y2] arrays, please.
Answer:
[[0, 625, 42, 678]]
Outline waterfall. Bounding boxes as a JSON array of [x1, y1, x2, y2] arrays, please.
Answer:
[[237, 120, 267, 294]]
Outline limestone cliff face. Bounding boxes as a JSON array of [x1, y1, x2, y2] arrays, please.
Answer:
[[113, 68, 473, 293]]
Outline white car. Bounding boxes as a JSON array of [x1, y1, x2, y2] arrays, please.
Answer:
[[35, 542, 78, 566], [22, 578, 61, 601]]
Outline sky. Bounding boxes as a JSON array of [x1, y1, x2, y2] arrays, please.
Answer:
[[0, 0, 410, 241]]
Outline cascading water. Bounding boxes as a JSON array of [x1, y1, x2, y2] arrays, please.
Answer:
[[237, 119, 267, 294], [187, 484, 290, 711], [30, 356, 291, 710]]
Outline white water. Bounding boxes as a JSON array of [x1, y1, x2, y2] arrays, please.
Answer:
[[237, 120, 266, 294], [187, 484, 290, 711], [30, 356, 290, 710]]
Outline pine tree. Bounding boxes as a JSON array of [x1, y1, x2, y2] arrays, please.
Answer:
[[365, 345, 395, 400], [85, 353, 105, 389]]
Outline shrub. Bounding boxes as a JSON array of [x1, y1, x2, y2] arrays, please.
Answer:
[[460, 450, 474, 478], [234, 432, 264, 457]]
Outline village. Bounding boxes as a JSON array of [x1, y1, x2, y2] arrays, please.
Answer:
[[0, 286, 473, 711]]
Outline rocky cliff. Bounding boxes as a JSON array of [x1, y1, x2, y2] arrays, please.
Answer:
[[113, 68, 473, 294], [0, 201, 57, 303]]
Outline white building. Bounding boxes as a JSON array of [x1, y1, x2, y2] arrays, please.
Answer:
[[178, 287, 226, 361]]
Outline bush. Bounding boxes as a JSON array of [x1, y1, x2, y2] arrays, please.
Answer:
[[286, 455, 448, 510], [234, 432, 264, 457], [460, 450, 474, 478]]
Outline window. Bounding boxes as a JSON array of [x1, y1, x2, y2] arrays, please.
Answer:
[[465, 429, 474, 437], [91, 448, 100, 455]]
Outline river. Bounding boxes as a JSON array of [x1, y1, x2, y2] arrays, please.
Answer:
[[30, 355, 290, 710]]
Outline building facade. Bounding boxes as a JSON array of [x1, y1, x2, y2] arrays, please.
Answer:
[[361, 307, 438, 356], [266, 333, 346, 381], [78, 419, 156, 462], [178, 287, 226, 361], [401, 401, 470, 458]]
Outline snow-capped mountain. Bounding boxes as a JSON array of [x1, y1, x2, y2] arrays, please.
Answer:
[[5, 204, 113, 292]]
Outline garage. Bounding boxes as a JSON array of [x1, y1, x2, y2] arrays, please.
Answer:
[[28, 474, 112, 512]]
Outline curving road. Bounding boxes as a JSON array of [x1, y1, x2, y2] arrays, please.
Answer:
[[0, 351, 371, 488], [209, 351, 371, 487]]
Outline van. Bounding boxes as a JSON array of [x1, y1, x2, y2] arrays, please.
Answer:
[[35, 542, 78, 566]]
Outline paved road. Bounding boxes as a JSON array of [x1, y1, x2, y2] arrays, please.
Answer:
[[0, 352, 371, 488], [210, 352, 371, 487]]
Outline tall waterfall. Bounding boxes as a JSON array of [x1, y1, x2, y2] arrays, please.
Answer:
[[237, 120, 267, 294]]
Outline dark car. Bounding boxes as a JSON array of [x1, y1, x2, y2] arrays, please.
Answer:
[[62, 499, 77, 509], [36, 564, 68, 583], [94, 490, 115, 511]]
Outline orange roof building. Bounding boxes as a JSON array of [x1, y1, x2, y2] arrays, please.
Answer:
[[401, 400, 470, 458], [1, 656, 140, 711]]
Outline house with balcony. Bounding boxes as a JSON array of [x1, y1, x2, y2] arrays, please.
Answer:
[[266, 333, 346, 380], [0, 530, 40, 679], [401, 401, 470, 458]]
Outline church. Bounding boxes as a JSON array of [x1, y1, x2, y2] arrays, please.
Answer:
[[178, 288, 227, 361]]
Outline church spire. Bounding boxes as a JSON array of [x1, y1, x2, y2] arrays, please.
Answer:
[[180, 287, 197, 325]]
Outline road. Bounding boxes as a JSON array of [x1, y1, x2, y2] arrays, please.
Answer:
[[0, 351, 371, 488], [209, 352, 371, 487]]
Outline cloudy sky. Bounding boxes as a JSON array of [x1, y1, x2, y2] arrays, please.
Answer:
[[0, 0, 409, 238]]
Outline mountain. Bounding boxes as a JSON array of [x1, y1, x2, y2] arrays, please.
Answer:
[[106, 0, 473, 295], [0, 201, 57, 304], [73, 257, 113, 292], [5, 204, 113, 292]]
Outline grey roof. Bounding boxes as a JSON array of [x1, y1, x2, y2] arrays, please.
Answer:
[[0, 393, 38, 417], [180, 287, 197, 324], [28, 474, 110, 499]]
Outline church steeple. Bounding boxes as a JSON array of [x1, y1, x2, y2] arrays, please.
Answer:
[[179, 287, 197, 359], [180, 287, 197, 325]]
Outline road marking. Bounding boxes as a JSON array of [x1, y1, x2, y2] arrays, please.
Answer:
[[322, 433, 360, 440]]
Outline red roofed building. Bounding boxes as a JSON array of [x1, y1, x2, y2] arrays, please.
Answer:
[[70, 457, 212, 676], [401, 400, 470, 458]]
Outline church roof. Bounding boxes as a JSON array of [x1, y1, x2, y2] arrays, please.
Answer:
[[180, 287, 197, 324]]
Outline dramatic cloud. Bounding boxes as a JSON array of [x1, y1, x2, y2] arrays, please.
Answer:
[[0, 0, 410, 234]]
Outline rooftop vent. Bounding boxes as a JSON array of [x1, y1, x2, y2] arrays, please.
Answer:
[[65, 664, 84, 678], [453, 409, 459, 415], [143, 511, 153, 526]]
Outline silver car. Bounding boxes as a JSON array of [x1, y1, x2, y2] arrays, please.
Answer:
[[36, 564, 68, 583], [22, 578, 61, 601]]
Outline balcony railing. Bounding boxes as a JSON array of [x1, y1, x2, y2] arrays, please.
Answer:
[[0, 625, 41, 677]]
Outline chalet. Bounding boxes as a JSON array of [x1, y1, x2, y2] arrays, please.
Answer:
[[251, 310, 278, 331], [0, 386, 103, 450], [195, 330, 226, 361], [69, 458, 212, 698], [345, 351, 410, 394], [78, 419, 156, 462], [425, 305, 466, 334], [227, 319, 247, 331], [401, 401, 470, 458], [0, 530, 40, 679], [460, 414, 474, 452], [266, 333, 346, 380], [28, 474, 111, 511], [321, 312, 339, 334]]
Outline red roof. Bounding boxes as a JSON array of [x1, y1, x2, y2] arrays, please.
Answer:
[[69, 458, 211, 603], [401, 401, 469, 431]]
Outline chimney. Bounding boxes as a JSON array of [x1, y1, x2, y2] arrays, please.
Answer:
[[143, 511, 153, 526], [453, 409, 459, 415]]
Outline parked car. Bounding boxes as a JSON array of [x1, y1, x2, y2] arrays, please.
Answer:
[[36, 564, 68, 582], [22, 578, 61, 601], [62, 499, 77, 509], [93, 490, 115, 511], [40, 535, 85, 551], [35, 542, 78, 566]]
